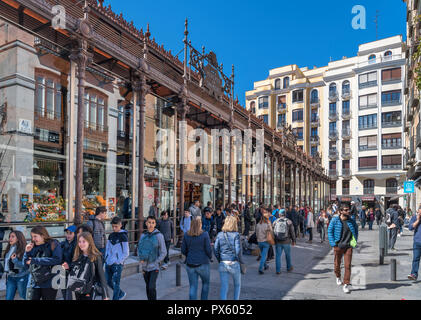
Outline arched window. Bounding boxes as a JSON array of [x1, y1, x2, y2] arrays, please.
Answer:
[[384, 50, 392, 61], [283, 77, 290, 89], [368, 54, 376, 64], [250, 101, 256, 113], [329, 83, 337, 97], [342, 80, 350, 93], [274, 78, 281, 90], [363, 179, 375, 193], [310, 89, 318, 103], [386, 178, 398, 193]]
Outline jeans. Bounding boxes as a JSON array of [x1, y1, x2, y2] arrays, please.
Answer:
[[307, 228, 313, 241], [258, 242, 270, 272], [368, 221, 373, 230], [319, 226, 326, 242], [411, 243, 421, 278], [6, 274, 29, 300], [31, 288, 58, 300], [0, 231, 4, 258], [105, 264, 124, 300], [143, 270, 159, 300], [360, 219, 366, 229], [219, 262, 241, 300], [275, 244, 292, 273], [185, 264, 210, 300], [389, 227, 398, 249], [164, 240, 171, 264]]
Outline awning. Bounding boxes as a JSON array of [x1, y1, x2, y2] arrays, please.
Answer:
[[340, 197, 352, 202], [361, 196, 375, 201]]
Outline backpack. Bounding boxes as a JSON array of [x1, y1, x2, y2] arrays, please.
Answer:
[[137, 231, 159, 262], [273, 218, 289, 242], [67, 256, 96, 295]]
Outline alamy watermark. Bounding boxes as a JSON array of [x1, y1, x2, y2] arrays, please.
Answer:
[[351, 5, 366, 30]]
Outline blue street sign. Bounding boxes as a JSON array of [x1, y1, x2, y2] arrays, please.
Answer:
[[404, 181, 415, 194]]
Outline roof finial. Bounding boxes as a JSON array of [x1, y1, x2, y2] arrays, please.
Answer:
[[145, 23, 150, 38], [184, 18, 189, 38]]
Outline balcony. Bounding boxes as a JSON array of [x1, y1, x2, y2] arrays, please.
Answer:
[[310, 116, 319, 126], [342, 89, 351, 100], [359, 166, 377, 171], [342, 109, 351, 119], [310, 98, 319, 106], [359, 103, 377, 110], [277, 122, 286, 129], [328, 91, 339, 102], [342, 147, 352, 159], [342, 128, 352, 139], [407, 101, 414, 122], [359, 145, 377, 151], [329, 130, 338, 140], [84, 121, 108, 132], [329, 149, 339, 159], [382, 121, 402, 128], [310, 136, 320, 145], [363, 187, 375, 194], [356, 53, 404, 68], [329, 169, 339, 179], [34, 108, 61, 120], [359, 80, 377, 89], [342, 168, 352, 178], [382, 99, 401, 107], [382, 164, 402, 170], [277, 103, 287, 112], [328, 112, 339, 121], [382, 142, 402, 149], [359, 124, 377, 130], [342, 188, 350, 195], [386, 187, 398, 194], [330, 188, 337, 195]]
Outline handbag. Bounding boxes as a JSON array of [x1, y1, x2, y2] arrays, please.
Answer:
[[223, 232, 246, 275], [266, 226, 275, 245]]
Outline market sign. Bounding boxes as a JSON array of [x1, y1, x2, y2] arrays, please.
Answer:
[[404, 181, 415, 194], [361, 196, 375, 201]]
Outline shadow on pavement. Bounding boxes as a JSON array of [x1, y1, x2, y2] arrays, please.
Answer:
[[363, 282, 413, 290]]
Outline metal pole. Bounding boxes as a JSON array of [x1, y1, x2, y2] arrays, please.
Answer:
[[131, 85, 138, 240], [391, 258, 397, 281], [173, 108, 177, 244], [66, 60, 76, 223], [176, 263, 181, 286]]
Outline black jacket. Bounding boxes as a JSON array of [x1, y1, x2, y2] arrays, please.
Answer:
[[158, 219, 174, 242], [243, 206, 252, 223], [214, 214, 225, 233], [287, 209, 299, 226], [61, 239, 77, 265]]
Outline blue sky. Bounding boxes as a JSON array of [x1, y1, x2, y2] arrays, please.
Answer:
[[105, 0, 407, 106]]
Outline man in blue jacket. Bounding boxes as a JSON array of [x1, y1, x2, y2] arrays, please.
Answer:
[[328, 204, 358, 294], [408, 208, 421, 281]]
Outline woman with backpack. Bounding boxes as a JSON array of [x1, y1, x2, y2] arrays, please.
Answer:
[[3, 230, 29, 300], [137, 216, 167, 300], [181, 218, 212, 300], [255, 208, 273, 274], [63, 232, 109, 300], [24, 226, 63, 300], [214, 215, 243, 300]]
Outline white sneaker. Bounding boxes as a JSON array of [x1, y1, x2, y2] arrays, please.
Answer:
[[336, 277, 342, 286], [343, 284, 351, 294], [397, 233, 401, 237]]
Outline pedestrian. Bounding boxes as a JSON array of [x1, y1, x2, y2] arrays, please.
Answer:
[[359, 206, 367, 229], [180, 210, 192, 235], [64, 232, 109, 300], [86, 206, 107, 257], [214, 207, 225, 235], [214, 215, 243, 300], [137, 216, 167, 300], [3, 230, 29, 300], [306, 207, 315, 243], [203, 201, 213, 215], [287, 206, 299, 239], [408, 208, 421, 281], [367, 208, 375, 230], [327, 204, 358, 294], [60, 225, 77, 300], [148, 201, 159, 218], [298, 206, 305, 238], [0, 212, 11, 258], [350, 201, 358, 221], [189, 200, 202, 218], [397, 206, 406, 236], [243, 202, 252, 236], [273, 209, 296, 274], [24, 226, 63, 300], [375, 207, 382, 225], [387, 204, 400, 251], [104, 216, 129, 300], [181, 218, 212, 300], [202, 209, 215, 238], [158, 210, 174, 269], [317, 210, 328, 243], [254, 204, 263, 224], [256, 208, 273, 274]]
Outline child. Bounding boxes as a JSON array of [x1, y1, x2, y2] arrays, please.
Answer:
[[60, 225, 77, 300], [104, 216, 129, 300], [157, 210, 174, 269]]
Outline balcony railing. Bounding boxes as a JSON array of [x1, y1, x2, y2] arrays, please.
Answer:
[[382, 143, 402, 149], [407, 101, 414, 122], [363, 187, 375, 194], [342, 147, 352, 158], [310, 136, 320, 144], [329, 91, 339, 101], [359, 80, 377, 89], [342, 168, 351, 177], [342, 188, 350, 195], [386, 187, 398, 194], [359, 166, 377, 171], [382, 121, 402, 128], [329, 130, 338, 140], [330, 189, 337, 195], [359, 103, 377, 110], [84, 121, 108, 132], [342, 89, 351, 99], [278, 103, 287, 111], [382, 99, 401, 107], [35, 108, 61, 120], [356, 53, 404, 68], [310, 98, 319, 105], [342, 109, 351, 119], [277, 122, 286, 129], [342, 128, 351, 139], [310, 116, 319, 126], [382, 164, 402, 170], [329, 169, 338, 178], [359, 124, 377, 130], [328, 112, 338, 121], [329, 149, 338, 159], [359, 145, 377, 151]]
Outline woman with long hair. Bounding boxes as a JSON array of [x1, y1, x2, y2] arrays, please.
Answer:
[[24, 226, 63, 300], [214, 215, 243, 300], [306, 207, 315, 243], [3, 230, 29, 300], [255, 208, 273, 274], [181, 218, 212, 300], [63, 232, 109, 300]]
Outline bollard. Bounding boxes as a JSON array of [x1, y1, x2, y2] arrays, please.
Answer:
[[379, 223, 388, 265], [176, 263, 181, 287], [391, 258, 397, 281]]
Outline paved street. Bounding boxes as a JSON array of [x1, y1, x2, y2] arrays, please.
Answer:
[[119, 224, 420, 300]]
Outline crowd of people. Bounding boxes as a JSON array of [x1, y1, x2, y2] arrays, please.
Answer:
[[0, 198, 419, 300]]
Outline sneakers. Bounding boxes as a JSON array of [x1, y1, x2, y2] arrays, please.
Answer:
[[397, 233, 401, 237], [276, 272, 281, 275], [343, 284, 351, 294], [258, 270, 264, 275], [287, 267, 294, 272], [264, 264, 269, 270], [119, 291, 127, 300], [161, 263, 168, 270], [408, 274, 418, 281], [336, 277, 343, 286]]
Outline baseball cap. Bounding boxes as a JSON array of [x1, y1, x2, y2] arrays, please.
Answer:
[[279, 209, 286, 216], [64, 225, 77, 233]]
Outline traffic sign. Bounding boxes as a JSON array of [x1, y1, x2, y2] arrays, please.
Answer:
[[404, 181, 415, 194]]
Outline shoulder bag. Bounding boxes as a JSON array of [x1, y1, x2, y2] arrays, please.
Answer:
[[223, 232, 246, 275], [266, 224, 275, 245]]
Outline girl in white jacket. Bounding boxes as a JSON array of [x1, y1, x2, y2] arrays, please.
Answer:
[[306, 209, 315, 243]]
